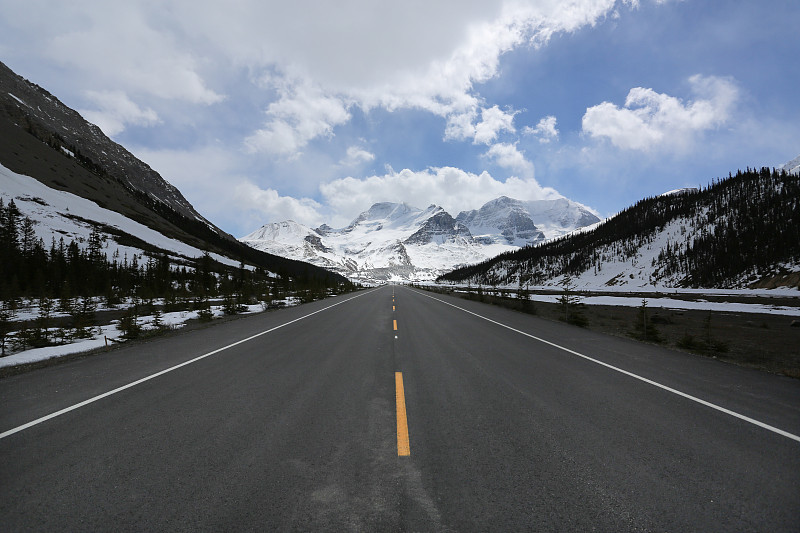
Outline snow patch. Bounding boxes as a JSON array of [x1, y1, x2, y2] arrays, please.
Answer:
[[1, 162, 248, 270], [0, 297, 302, 369], [7, 92, 30, 108]]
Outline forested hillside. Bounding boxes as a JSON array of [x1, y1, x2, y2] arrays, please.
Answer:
[[1, 61, 345, 288], [0, 197, 347, 307], [438, 168, 800, 289]]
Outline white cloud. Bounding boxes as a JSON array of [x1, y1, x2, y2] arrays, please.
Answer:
[[444, 110, 479, 142], [340, 145, 376, 167], [244, 76, 351, 157], [319, 166, 559, 226], [78, 90, 159, 136], [4, 1, 633, 157], [134, 145, 567, 232], [45, 3, 223, 105], [444, 105, 518, 144], [524, 115, 559, 143], [581, 74, 740, 151], [484, 143, 535, 178], [233, 182, 324, 228], [159, 0, 624, 156], [130, 145, 327, 233], [294, 0, 622, 152], [475, 106, 518, 144]]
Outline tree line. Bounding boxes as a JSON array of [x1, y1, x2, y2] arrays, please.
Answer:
[[0, 197, 352, 306], [0, 197, 355, 354]]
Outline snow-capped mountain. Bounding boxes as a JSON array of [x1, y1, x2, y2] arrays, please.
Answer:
[[456, 196, 599, 245], [439, 167, 800, 290], [241, 197, 600, 282]]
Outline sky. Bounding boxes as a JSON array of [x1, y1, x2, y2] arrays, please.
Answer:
[[1, 0, 798, 237]]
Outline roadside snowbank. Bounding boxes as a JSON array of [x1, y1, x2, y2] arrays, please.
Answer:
[[0, 299, 300, 369]]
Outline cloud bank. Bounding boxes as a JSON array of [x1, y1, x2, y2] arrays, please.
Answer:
[[136, 145, 560, 232], [5, 0, 631, 145], [319, 166, 562, 227]]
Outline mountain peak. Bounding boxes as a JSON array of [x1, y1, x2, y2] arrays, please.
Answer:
[[242, 195, 600, 282], [362, 201, 418, 219], [404, 211, 473, 246]]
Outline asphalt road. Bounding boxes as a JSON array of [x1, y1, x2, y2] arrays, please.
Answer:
[[1, 285, 798, 531]]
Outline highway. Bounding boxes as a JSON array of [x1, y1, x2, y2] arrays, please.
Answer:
[[1, 285, 798, 531]]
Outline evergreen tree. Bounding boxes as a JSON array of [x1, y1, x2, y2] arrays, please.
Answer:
[[20, 216, 37, 259], [517, 276, 535, 314], [70, 297, 96, 339], [195, 295, 213, 322], [30, 296, 55, 347], [150, 307, 165, 330], [119, 300, 141, 339], [557, 274, 584, 325], [0, 301, 14, 356], [631, 298, 661, 342]]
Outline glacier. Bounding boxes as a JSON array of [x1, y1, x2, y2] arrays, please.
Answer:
[[241, 197, 600, 283]]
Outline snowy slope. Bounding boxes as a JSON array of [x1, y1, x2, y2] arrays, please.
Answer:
[[242, 202, 518, 281], [442, 168, 800, 290], [518, 198, 601, 239], [241, 196, 599, 282], [1, 162, 245, 269], [781, 154, 800, 175], [461, 208, 724, 290], [455, 196, 600, 244], [1, 61, 210, 225], [454, 211, 713, 291]]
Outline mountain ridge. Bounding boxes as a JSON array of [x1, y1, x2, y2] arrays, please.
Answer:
[[438, 166, 800, 290], [241, 196, 600, 282], [0, 61, 209, 228], [0, 61, 345, 285]]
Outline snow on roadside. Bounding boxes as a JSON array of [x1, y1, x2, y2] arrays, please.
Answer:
[[0, 298, 301, 369], [448, 288, 800, 316], [0, 323, 124, 368], [530, 294, 800, 316]]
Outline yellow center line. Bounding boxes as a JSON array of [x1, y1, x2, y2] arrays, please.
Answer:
[[395, 372, 411, 456], [393, 305, 395, 311], [393, 319, 398, 331]]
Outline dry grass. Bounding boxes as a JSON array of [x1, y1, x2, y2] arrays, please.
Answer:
[[437, 288, 800, 378]]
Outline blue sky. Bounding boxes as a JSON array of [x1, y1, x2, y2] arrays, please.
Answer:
[[1, 0, 798, 237]]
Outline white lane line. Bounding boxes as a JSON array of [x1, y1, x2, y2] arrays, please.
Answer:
[[0, 288, 379, 440], [412, 288, 800, 444]]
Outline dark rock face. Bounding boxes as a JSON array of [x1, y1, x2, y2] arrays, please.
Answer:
[[387, 242, 413, 267], [497, 211, 543, 244], [304, 234, 333, 253], [456, 197, 545, 245], [404, 212, 473, 245]]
